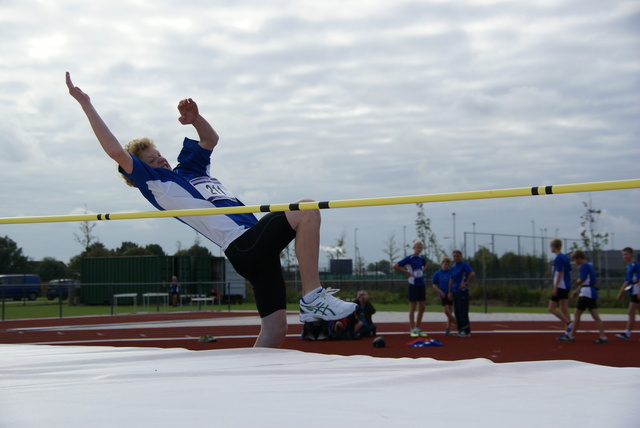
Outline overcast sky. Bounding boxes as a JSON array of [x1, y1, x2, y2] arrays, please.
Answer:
[[1, 0, 638, 271]]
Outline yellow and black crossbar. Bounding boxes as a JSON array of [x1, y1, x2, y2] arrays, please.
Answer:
[[0, 179, 638, 225]]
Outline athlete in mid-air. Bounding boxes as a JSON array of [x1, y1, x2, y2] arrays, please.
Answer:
[[66, 72, 356, 348]]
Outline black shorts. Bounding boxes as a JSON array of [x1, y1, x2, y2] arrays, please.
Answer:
[[224, 212, 296, 318], [550, 288, 570, 302], [576, 296, 598, 311], [631, 295, 639, 304], [408, 284, 426, 302], [440, 296, 453, 306]]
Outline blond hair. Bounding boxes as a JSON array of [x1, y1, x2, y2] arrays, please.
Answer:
[[120, 137, 156, 188]]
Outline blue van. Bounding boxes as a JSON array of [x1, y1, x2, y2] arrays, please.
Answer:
[[0, 274, 42, 301], [46, 279, 78, 300]]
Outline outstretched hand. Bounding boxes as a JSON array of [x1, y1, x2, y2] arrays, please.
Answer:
[[177, 98, 199, 125], [65, 72, 90, 105]]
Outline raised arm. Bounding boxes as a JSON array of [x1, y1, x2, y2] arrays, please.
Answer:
[[177, 98, 219, 151], [65, 72, 133, 173]]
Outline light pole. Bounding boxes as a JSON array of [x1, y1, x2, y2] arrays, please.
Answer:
[[403, 225, 407, 257], [354, 228, 359, 276], [472, 222, 476, 258], [479, 243, 492, 314], [531, 220, 536, 256], [452, 212, 457, 251]]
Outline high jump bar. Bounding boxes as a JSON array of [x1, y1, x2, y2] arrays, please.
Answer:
[[0, 178, 638, 225]]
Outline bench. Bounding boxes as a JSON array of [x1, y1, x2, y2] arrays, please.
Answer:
[[113, 293, 138, 315], [190, 297, 217, 311], [142, 292, 168, 312]]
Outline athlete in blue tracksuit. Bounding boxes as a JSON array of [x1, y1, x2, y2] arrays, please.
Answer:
[[449, 250, 475, 337]]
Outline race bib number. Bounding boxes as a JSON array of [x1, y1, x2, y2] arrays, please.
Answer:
[[190, 177, 237, 202]]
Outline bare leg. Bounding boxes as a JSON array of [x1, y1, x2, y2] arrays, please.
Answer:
[[569, 309, 582, 339], [548, 300, 571, 324], [408, 301, 417, 330], [590, 309, 606, 339], [560, 299, 571, 325], [625, 302, 638, 332], [285, 199, 321, 295], [444, 305, 456, 330], [334, 321, 346, 334], [353, 320, 363, 335], [416, 301, 425, 331], [254, 309, 288, 348]]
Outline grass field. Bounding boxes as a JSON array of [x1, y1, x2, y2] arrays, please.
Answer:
[[0, 298, 628, 320]]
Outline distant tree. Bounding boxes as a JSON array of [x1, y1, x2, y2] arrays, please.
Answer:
[[474, 246, 499, 275], [36, 257, 68, 282], [67, 255, 82, 278], [415, 203, 444, 264], [85, 242, 113, 258], [517, 254, 547, 276], [175, 244, 213, 257], [366, 260, 391, 275], [499, 251, 521, 272], [145, 244, 166, 256], [73, 206, 97, 252], [325, 230, 347, 260], [123, 247, 153, 256], [0, 236, 31, 273], [382, 232, 400, 274], [573, 198, 609, 272], [280, 243, 297, 275], [114, 241, 140, 256]]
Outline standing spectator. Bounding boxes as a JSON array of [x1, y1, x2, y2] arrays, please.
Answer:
[[354, 290, 377, 337], [448, 250, 475, 337], [547, 238, 573, 336], [394, 240, 428, 337], [170, 275, 180, 307], [557, 250, 607, 344], [432, 256, 456, 335], [615, 247, 640, 340]]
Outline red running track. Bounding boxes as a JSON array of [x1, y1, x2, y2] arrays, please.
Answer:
[[1, 312, 638, 368]]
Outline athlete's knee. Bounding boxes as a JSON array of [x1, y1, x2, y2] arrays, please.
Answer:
[[287, 198, 320, 229], [298, 198, 320, 222]]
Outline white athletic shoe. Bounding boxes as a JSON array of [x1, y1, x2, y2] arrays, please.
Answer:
[[299, 288, 357, 322], [565, 322, 573, 335]]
